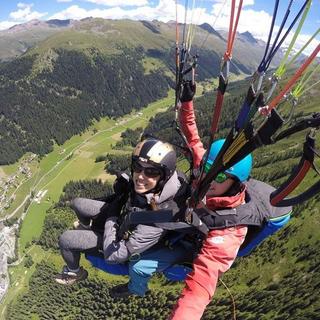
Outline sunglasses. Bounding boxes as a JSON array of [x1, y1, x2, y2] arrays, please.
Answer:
[[132, 161, 162, 178], [213, 172, 230, 184]]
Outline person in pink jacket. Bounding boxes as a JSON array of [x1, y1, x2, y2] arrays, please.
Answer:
[[169, 82, 251, 319]]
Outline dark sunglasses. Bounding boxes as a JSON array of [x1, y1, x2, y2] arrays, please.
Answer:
[[213, 172, 230, 184], [132, 161, 162, 178]]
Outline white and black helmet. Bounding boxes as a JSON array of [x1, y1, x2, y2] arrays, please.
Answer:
[[132, 138, 177, 186]]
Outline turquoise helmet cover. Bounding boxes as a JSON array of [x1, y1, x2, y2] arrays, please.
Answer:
[[204, 139, 253, 182]]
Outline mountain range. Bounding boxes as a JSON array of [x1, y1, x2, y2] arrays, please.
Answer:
[[1, 18, 320, 320], [4, 68, 320, 320], [0, 18, 280, 165]]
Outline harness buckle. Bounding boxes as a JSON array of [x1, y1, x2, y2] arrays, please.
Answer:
[[185, 206, 193, 224]]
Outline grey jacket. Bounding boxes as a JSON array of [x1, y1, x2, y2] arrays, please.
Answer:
[[196, 179, 293, 229], [103, 171, 187, 263]]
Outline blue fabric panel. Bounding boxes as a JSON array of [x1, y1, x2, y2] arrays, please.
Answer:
[[163, 265, 193, 281], [237, 214, 290, 257], [86, 254, 191, 281], [86, 254, 129, 275]]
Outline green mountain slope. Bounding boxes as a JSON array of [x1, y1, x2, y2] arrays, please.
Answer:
[[0, 19, 73, 62], [145, 74, 320, 318], [4, 75, 320, 319], [0, 18, 276, 165]]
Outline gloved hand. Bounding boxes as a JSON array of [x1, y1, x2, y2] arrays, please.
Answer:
[[93, 172, 131, 202], [185, 206, 209, 235], [117, 212, 132, 240], [180, 80, 196, 102], [113, 172, 132, 195]]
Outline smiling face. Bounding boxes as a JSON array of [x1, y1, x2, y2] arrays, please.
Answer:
[[132, 161, 162, 194]]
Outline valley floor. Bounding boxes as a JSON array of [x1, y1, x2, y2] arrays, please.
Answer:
[[0, 92, 174, 316]]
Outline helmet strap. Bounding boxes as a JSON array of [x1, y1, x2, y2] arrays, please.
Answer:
[[224, 181, 243, 197]]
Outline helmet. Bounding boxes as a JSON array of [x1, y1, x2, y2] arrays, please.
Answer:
[[132, 138, 177, 183], [204, 139, 252, 182]]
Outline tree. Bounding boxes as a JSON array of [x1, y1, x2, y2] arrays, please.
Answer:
[[24, 254, 34, 268]]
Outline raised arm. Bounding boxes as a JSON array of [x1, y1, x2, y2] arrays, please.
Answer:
[[179, 82, 206, 169]]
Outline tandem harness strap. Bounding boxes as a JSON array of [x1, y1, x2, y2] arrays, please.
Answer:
[[120, 208, 209, 235], [270, 129, 320, 207]]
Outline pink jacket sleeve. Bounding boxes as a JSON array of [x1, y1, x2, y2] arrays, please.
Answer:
[[179, 101, 206, 169]]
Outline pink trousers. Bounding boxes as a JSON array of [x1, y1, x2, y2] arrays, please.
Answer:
[[169, 226, 248, 320]]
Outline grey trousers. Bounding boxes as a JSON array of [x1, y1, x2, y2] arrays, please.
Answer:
[[70, 197, 105, 226], [59, 198, 105, 270]]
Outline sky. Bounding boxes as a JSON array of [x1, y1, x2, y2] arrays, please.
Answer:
[[0, 0, 319, 52]]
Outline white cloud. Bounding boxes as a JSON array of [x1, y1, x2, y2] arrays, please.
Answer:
[[48, 0, 211, 24], [9, 0, 317, 55], [83, 0, 148, 6], [49, 0, 181, 21], [0, 21, 17, 31], [17, 2, 30, 9], [57, 0, 73, 3], [283, 32, 320, 56], [47, 0, 318, 47], [237, 9, 274, 39], [243, 0, 254, 6], [9, 3, 47, 21], [49, 5, 98, 20], [205, 0, 272, 38]]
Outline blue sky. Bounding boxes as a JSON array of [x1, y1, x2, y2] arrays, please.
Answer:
[[0, 0, 319, 50]]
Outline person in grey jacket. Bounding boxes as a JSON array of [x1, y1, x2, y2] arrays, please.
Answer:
[[54, 138, 193, 296]]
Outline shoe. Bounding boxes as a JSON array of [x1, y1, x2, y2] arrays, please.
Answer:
[[73, 220, 91, 230], [110, 283, 133, 298], [54, 266, 88, 285]]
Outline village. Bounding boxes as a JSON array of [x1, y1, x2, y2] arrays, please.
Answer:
[[0, 154, 36, 216]]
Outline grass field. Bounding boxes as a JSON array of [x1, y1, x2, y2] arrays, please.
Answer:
[[19, 91, 174, 249], [3, 69, 318, 317], [0, 91, 175, 317], [0, 245, 50, 319]]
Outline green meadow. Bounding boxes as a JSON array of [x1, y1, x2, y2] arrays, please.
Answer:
[[0, 92, 174, 317]]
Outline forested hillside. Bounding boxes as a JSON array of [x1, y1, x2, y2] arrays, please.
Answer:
[[5, 74, 320, 319], [0, 47, 171, 164], [0, 18, 277, 165]]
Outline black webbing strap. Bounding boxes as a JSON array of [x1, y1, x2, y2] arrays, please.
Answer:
[[273, 113, 320, 142], [193, 128, 237, 205], [230, 109, 284, 166], [270, 133, 320, 207], [155, 221, 205, 234], [120, 209, 208, 235], [125, 210, 175, 225], [185, 209, 209, 234], [117, 209, 174, 239], [192, 109, 284, 206]]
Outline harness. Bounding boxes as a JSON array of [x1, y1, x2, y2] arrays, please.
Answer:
[[194, 180, 292, 256], [122, 179, 292, 257], [204, 180, 291, 227]]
